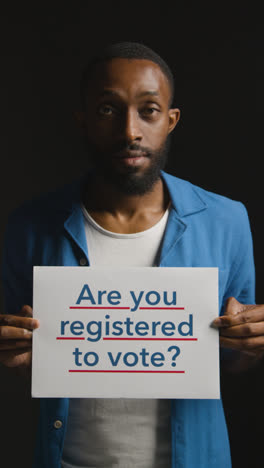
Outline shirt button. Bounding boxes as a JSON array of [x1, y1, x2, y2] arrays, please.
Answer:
[[54, 420, 63, 429], [79, 258, 87, 266]]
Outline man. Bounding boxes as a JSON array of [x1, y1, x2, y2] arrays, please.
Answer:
[[1, 42, 264, 468]]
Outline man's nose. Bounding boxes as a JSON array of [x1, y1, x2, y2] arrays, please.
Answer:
[[122, 109, 143, 142]]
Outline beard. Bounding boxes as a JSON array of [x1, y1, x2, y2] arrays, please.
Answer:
[[84, 136, 171, 196]]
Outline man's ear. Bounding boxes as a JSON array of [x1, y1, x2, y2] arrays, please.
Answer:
[[73, 110, 86, 129], [168, 108, 181, 134]]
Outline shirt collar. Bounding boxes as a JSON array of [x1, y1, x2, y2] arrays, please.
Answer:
[[161, 171, 207, 217]]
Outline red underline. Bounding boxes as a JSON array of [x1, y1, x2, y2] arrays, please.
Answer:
[[103, 337, 197, 341], [56, 337, 85, 340], [69, 307, 130, 310], [139, 307, 185, 310], [68, 370, 185, 373], [69, 307, 184, 310], [56, 337, 197, 341]]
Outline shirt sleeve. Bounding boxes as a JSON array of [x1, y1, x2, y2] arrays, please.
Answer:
[[221, 202, 256, 313], [220, 202, 256, 365], [1, 210, 33, 315]]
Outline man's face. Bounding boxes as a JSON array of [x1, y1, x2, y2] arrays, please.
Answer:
[[81, 58, 180, 194]]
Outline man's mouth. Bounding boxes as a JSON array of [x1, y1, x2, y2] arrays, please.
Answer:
[[112, 150, 149, 167], [114, 150, 148, 159]]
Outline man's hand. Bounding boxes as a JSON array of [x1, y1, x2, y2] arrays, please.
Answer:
[[0, 305, 40, 373], [212, 297, 264, 370]]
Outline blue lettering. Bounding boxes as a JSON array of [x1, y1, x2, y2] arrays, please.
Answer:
[[123, 352, 138, 367], [70, 320, 84, 335], [108, 290, 121, 305], [60, 320, 69, 335], [161, 321, 176, 336], [76, 284, 96, 305], [135, 321, 149, 336], [163, 291, 177, 306], [151, 352, 165, 367], [83, 351, 99, 366], [108, 351, 122, 366], [178, 314, 193, 336], [130, 290, 144, 312], [72, 347, 82, 366], [145, 290, 160, 305]]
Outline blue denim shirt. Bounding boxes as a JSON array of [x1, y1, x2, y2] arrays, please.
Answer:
[[2, 171, 255, 468]]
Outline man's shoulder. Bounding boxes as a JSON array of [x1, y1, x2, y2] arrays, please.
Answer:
[[162, 171, 247, 221], [7, 177, 83, 225]]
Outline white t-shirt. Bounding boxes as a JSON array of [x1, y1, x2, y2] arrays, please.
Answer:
[[61, 205, 171, 468], [82, 205, 169, 267]]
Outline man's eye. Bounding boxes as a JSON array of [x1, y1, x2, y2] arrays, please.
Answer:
[[98, 105, 115, 116], [141, 107, 159, 116]]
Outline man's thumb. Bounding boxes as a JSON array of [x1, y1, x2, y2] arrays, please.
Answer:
[[224, 297, 252, 316]]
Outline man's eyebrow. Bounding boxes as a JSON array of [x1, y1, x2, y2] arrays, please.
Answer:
[[99, 90, 120, 97], [98, 90, 160, 99], [136, 91, 160, 98]]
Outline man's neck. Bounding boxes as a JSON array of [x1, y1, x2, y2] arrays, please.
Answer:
[[82, 174, 170, 234]]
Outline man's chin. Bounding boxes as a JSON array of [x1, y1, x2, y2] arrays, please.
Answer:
[[101, 167, 162, 196]]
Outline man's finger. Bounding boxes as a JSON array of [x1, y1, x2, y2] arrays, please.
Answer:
[[0, 340, 32, 351], [220, 335, 264, 351], [18, 305, 33, 318], [0, 325, 33, 340], [212, 305, 264, 328], [220, 321, 264, 337], [0, 349, 32, 368], [0, 315, 39, 330]]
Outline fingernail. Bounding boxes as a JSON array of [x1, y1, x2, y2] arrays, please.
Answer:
[[211, 318, 223, 328], [23, 329, 32, 336], [30, 319, 39, 329]]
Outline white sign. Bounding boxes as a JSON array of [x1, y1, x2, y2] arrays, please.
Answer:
[[32, 267, 219, 399]]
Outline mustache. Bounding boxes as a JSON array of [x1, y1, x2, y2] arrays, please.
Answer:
[[110, 142, 151, 158]]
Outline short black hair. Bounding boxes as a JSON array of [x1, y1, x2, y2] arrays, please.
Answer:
[[80, 41, 175, 109]]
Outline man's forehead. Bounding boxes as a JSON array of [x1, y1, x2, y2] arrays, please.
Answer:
[[91, 58, 170, 99]]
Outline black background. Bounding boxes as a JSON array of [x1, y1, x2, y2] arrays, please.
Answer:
[[0, 3, 263, 467]]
